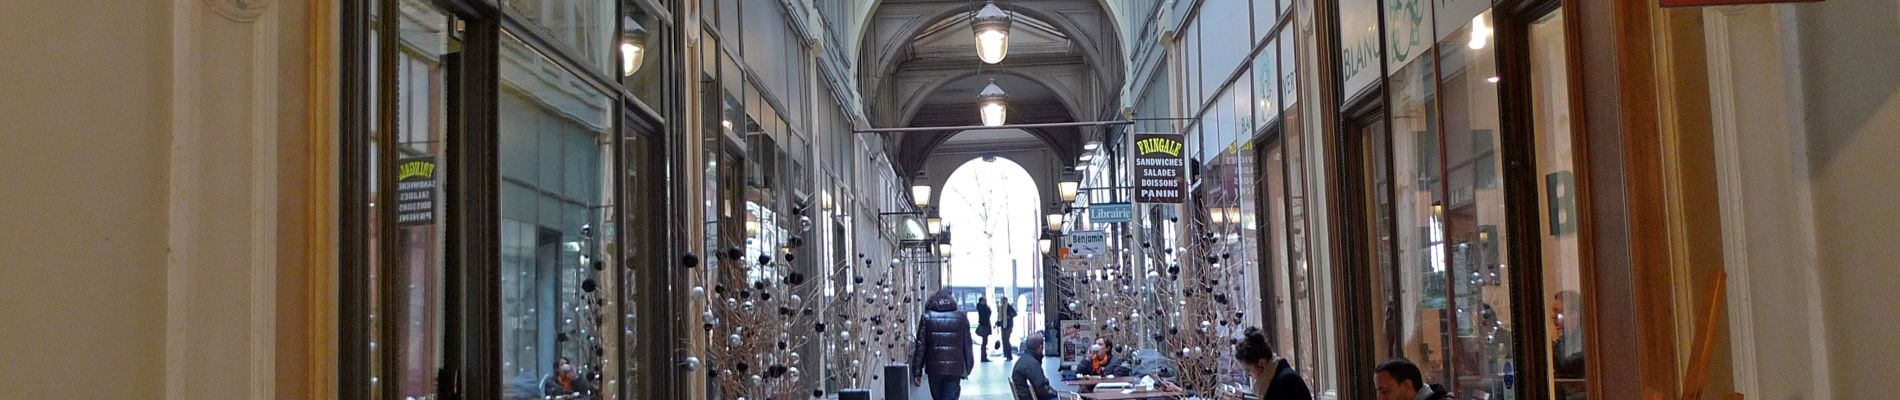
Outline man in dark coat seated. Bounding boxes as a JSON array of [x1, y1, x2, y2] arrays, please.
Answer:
[[1010, 334, 1060, 400]]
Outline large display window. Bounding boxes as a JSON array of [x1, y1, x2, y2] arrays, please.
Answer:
[[343, 0, 678, 399], [1338, 0, 1589, 398]]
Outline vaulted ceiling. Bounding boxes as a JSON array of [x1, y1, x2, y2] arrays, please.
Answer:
[[857, 0, 1124, 177]]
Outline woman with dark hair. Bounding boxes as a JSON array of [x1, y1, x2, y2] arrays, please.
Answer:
[[1234, 327, 1312, 400]]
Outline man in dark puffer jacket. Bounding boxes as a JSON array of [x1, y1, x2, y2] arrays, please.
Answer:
[[911, 289, 975, 399]]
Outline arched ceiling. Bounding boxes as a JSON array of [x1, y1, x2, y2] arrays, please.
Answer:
[[856, 0, 1125, 178]]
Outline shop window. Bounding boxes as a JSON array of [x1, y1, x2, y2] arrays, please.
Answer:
[[1252, 41, 1280, 130], [1253, 0, 1280, 44], [503, 0, 616, 75], [360, 0, 458, 397], [1369, 7, 1517, 398], [1382, 25, 1447, 387], [1438, 10, 1514, 399], [1529, 9, 1589, 400], [619, 1, 667, 111], [497, 30, 617, 399]]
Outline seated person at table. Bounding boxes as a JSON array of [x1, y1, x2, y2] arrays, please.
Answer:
[[1011, 334, 1060, 400], [1236, 327, 1312, 400], [1077, 339, 1131, 377]]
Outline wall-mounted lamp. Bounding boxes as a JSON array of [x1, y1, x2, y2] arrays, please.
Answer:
[[1057, 170, 1081, 203], [911, 171, 932, 209]]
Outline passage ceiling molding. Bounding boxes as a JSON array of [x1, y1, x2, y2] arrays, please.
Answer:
[[857, 0, 1125, 177]]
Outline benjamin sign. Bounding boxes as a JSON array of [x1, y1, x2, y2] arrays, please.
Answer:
[[1134, 133, 1186, 203]]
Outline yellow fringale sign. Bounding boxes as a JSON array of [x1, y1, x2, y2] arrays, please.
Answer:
[[398, 160, 436, 181], [1136, 137, 1182, 157]]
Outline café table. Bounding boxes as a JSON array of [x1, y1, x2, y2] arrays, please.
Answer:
[[1076, 389, 1189, 400], [1062, 376, 1138, 392]]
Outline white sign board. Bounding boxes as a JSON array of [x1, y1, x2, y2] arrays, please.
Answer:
[[1066, 230, 1108, 257], [1339, 0, 1383, 98]]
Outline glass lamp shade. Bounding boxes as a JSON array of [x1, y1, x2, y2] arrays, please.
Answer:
[[938, 242, 952, 256], [1046, 212, 1063, 232], [978, 79, 1009, 127], [1057, 181, 1079, 203], [972, 2, 1011, 64], [981, 102, 1008, 127], [975, 29, 1009, 64], [820, 191, 833, 211], [619, 41, 644, 76], [1057, 170, 1081, 202], [1040, 237, 1053, 254], [926, 217, 943, 236], [911, 184, 932, 208]]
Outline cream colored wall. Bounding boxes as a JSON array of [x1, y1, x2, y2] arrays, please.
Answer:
[[1797, 2, 1900, 399], [0, 0, 173, 398], [0, 0, 320, 398]]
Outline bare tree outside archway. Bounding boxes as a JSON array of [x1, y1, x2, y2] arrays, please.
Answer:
[[939, 156, 1043, 356]]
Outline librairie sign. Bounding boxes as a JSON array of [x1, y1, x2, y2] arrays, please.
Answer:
[[1661, 0, 1818, 6], [1134, 133, 1186, 203], [1089, 203, 1133, 223]]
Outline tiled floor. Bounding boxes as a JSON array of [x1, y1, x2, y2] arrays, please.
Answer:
[[905, 348, 1074, 400]]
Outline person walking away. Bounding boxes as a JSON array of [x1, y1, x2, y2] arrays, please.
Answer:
[[1373, 358, 1452, 400], [1235, 327, 1313, 400], [1010, 334, 1059, 400], [997, 296, 1018, 361], [912, 289, 975, 400], [976, 296, 994, 362]]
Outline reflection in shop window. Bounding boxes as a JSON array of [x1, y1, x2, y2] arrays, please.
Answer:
[[1438, 10, 1514, 400], [498, 30, 616, 400], [619, 1, 667, 109], [504, 0, 616, 75], [1530, 9, 1588, 400]]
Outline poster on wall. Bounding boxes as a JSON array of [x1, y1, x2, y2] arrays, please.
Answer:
[[1133, 133, 1186, 203], [395, 157, 438, 226], [1059, 320, 1098, 362]]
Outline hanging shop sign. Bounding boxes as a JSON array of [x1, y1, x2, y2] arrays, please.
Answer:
[[1066, 230, 1108, 257], [1134, 133, 1186, 203], [395, 157, 438, 226], [1089, 203, 1134, 223], [1661, 0, 1817, 6]]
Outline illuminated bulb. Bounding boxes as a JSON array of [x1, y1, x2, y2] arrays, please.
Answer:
[[1469, 16, 1492, 50], [976, 30, 1009, 64]]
